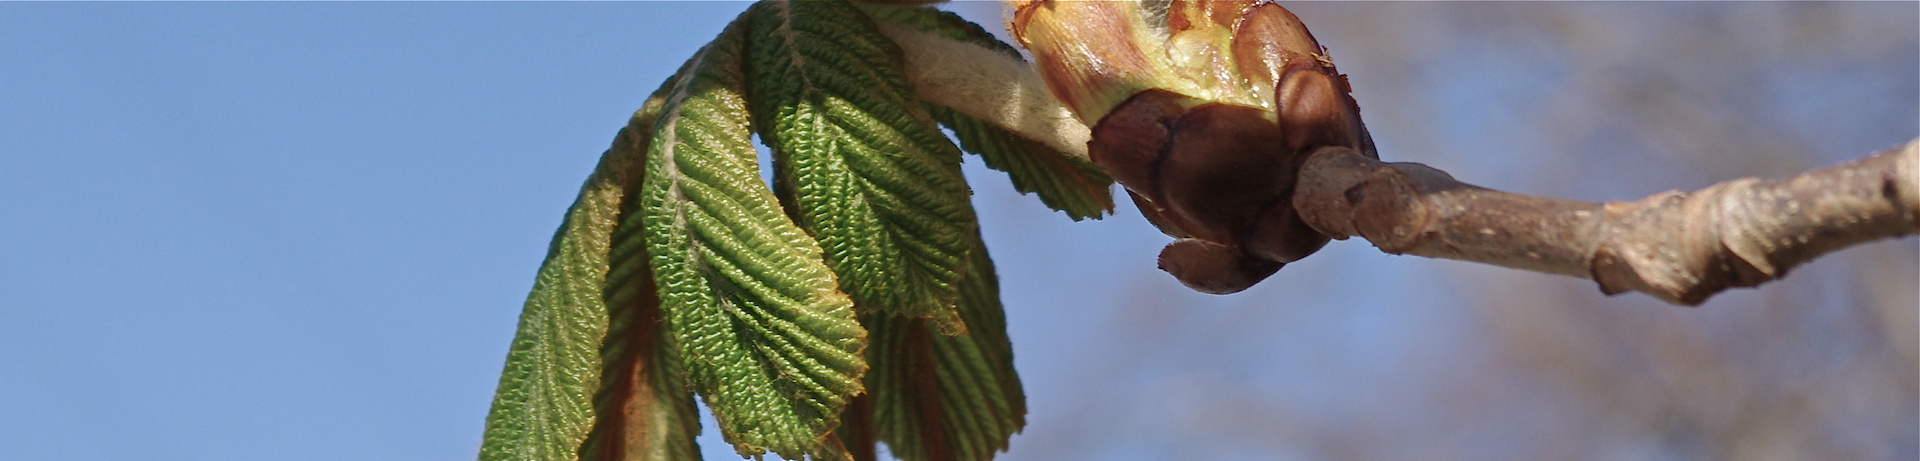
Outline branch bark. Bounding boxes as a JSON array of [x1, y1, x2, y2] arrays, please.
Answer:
[[887, 3, 1917, 305], [1294, 139, 1920, 305]]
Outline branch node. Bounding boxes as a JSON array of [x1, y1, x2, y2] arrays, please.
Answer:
[[1291, 137, 1918, 305], [1353, 164, 1426, 253], [1294, 146, 1372, 238]]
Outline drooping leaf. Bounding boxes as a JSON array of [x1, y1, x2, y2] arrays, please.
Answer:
[[749, 0, 975, 332], [853, 2, 1114, 221], [849, 2, 1024, 61], [864, 228, 1027, 461], [929, 103, 1114, 221], [479, 63, 670, 461], [636, 11, 868, 460], [579, 258, 705, 461], [579, 69, 705, 461]]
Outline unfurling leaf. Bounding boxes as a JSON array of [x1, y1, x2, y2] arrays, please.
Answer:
[[856, 2, 1112, 220], [850, 2, 1023, 62], [637, 14, 868, 460], [480, 47, 706, 461], [488, 3, 1091, 459], [861, 228, 1027, 461], [478, 130, 626, 461], [750, 1, 976, 331], [581, 69, 704, 461], [931, 104, 1113, 221], [480, 58, 676, 461]]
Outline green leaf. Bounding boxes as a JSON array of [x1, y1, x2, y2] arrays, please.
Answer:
[[578, 264, 705, 461], [749, 0, 975, 332], [479, 65, 669, 461], [852, 2, 1114, 221], [864, 229, 1027, 461], [849, 2, 1023, 62], [930, 104, 1114, 221], [579, 69, 705, 461], [636, 12, 868, 460]]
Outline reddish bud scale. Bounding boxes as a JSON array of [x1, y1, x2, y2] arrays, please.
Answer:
[[1011, 1, 1165, 123], [1011, 0, 1376, 293]]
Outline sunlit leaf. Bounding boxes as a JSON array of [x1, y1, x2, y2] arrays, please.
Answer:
[[865, 228, 1027, 461], [931, 104, 1113, 221], [850, 2, 1023, 61], [580, 68, 705, 461], [854, 2, 1112, 220], [636, 12, 868, 460], [479, 63, 670, 461], [750, 0, 975, 332]]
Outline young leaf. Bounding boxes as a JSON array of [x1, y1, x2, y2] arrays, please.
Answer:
[[479, 77, 665, 461], [930, 103, 1114, 221], [579, 262, 704, 461], [637, 13, 868, 460], [853, 2, 1113, 220], [864, 229, 1027, 461], [850, 2, 1023, 62], [749, 0, 975, 332], [580, 70, 704, 461]]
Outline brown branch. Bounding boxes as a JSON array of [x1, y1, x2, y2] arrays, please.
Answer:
[[1294, 139, 1920, 305]]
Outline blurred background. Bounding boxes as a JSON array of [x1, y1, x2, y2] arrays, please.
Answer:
[[1, 2, 1912, 460]]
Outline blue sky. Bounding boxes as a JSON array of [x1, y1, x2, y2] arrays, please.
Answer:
[[3, 3, 1913, 461], [0, 3, 754, 459]]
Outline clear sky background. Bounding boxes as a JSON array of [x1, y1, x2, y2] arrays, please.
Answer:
[[2, 3, 1915, 461]]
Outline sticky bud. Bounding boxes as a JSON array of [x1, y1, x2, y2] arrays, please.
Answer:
[[1012, 0, 1375, 293]]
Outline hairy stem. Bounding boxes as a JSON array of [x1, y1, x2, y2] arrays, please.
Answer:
[[875, 21, 1092, 161]]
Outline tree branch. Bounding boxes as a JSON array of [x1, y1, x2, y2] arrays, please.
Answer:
[[879, 3, 1916, 305], [1294, 139, 1920, 305]]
